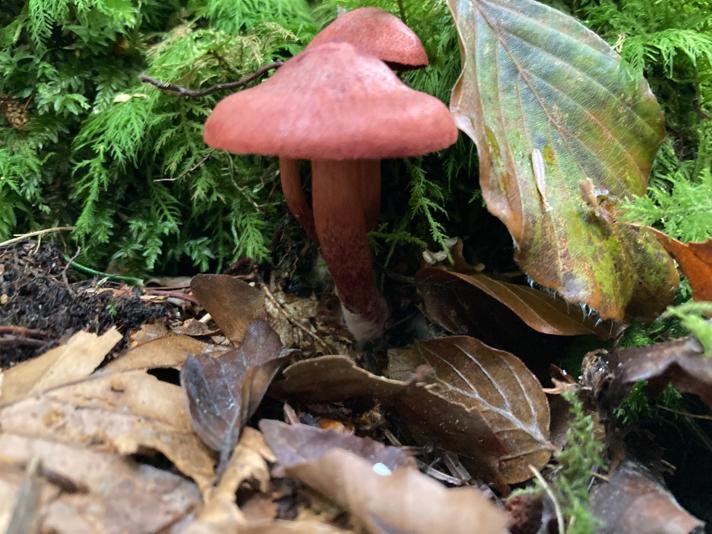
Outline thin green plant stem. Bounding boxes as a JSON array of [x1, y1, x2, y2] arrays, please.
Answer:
[[63, 256, 144, 286]]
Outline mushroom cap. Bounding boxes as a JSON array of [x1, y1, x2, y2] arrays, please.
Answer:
[[306, 7, 428, 70], [203, 42, 457, 161]]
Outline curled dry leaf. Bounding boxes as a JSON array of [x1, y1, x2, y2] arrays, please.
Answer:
[[0, 369, 215, 492], [181, 320, 288, 467], [190, 274, 266, 345], [283, 448, 509, 534], [0, 328, 121, 405], [259, 419, 412, 473], [272, 354, 507, 484], [186, 428, 275, 534], [0, 433, 200, 534], [448, 0, 678, 321], [105, 333, 226, 372], [606, 336, 712, 410], [388, 337, 552, 483], [648, 228, 712, 302], [591, 460, 704, 533], [416, 266, 615, 338]]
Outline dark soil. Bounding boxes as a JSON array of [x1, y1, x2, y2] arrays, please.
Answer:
[[0, 241, 171, 367]]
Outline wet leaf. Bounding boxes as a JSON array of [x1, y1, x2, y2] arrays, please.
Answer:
[[591, 460, 704, 533], [272, 354, 507, 484], [388, 337, 551, 483], [260, 419, 412, 472], [0, 433, 200, 533], [448, 0, 678, 320], [606, 336, 712, 410], [191, 274, 266, 345], [282, 448, 509, 534], [0, 369, 215, 492], [181, 320, 288, 466], [416, 266, 614, 337], [0, 328, 121, 405], [649, 228, 712, 302]]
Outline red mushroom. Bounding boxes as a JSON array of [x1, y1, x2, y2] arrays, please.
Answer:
[[307, 7, 428, 70], [204, 43, 457, 340], [283, 7, 429, 237]]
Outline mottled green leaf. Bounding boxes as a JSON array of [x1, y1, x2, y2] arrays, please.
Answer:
[[448, 0, 678, 320]]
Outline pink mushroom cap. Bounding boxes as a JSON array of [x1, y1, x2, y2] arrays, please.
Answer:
[[306, 7, 428, 70], [203, 42, 456, 161]]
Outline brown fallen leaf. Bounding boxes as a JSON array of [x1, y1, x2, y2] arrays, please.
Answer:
[[416, 267, 614, 338], [181, 320, 288, 468], [606, 336, 712, 410], [0, 433, 200, 533], [191, 274, 266, 345], [0, 369, 215, 492], [388, 337, 552, 483], [591, 460, 704, 533], [185, 427, 275, 533], [285, 448, 509, 534], [105, 333, 227, 372], [272, 354, 507, 484], [649, 228, 712, 302], [0, 328, 121, 405], [260, 419, 413, 473]]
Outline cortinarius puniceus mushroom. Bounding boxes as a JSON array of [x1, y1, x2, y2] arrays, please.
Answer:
[[204, 43, 457, 340], [281, 7, 429, 238]]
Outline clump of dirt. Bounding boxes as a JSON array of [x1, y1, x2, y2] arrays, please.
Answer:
[[0, 241, 171, 367]]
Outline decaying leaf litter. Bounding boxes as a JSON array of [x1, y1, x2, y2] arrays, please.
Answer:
[[2, 0, 712, 533]]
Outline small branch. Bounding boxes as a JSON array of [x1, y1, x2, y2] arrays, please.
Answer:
[[0, 326, 49, 338], [0, 226, 74, 248], [529, 465, 565, 534], [139, 62, 283, 98]]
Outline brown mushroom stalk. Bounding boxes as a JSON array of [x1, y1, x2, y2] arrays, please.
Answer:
[[312, 160, 387, 337], [279, 158, 316, 239]]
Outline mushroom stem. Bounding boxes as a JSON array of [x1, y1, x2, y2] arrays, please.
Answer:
[[355, 159, 381, 231], [311, 159, 387, 341], [280, 158, 316, 240]]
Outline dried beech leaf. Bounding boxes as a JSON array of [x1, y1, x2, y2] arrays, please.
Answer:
[[592, 460, 704, 533], [417, 266, 614, 337], [191, 274, 266, 345], [186, 428, 275, 533], [0, 369, 215, 492], [649, 228, 712, 302], [106, 334, 226, 372], [181, 320, 287, 464], [0, 433, 200, 533], [272, 355, 506, 484], [448, 0, 678, 321], [607, 336, 712, 410], [388, 337, 551, 483], [0, 328, 121, 405], [285, 448, 509, 534], [260, 419, 412, 473]]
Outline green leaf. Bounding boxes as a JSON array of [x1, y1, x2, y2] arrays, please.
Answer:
[[448, 0, 679, 320]]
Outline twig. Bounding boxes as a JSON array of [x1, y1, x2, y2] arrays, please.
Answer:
[[154, 151, 214, 182], [142, 288, 199, 304], [0, 337, 47, 349], [416, 459, 465, 486], [0, 326, 48, 338], [261, 282, 335, 353], [139, 61, 283, 98], [62, 247, 81, 295], [529, 465, 565, 534], [656, 404, 712, 421], [0, 226, 75, 248]]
